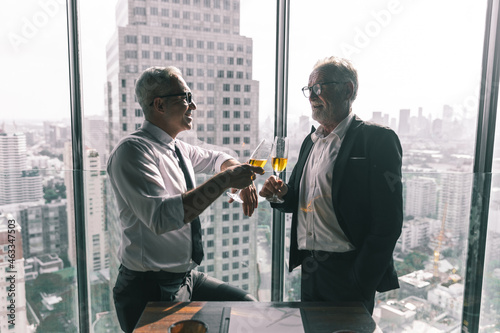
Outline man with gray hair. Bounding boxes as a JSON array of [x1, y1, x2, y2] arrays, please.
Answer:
[[108, 66, 264, 332], [260, 57, 403, 314]]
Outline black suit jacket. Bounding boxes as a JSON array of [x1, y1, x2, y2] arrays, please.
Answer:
[[274, 115, 403, 294]]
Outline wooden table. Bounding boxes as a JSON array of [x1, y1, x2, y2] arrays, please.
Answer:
[[134, 301, 382, 332]]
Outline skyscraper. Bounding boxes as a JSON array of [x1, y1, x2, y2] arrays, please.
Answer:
[[398, 108, 411, 136], [438, 173, 472, 243], [105, 0, 260, 295], [84, 149, 108, 272], [371, 111, 389, 127], [0, 133, 43, 206], [405, 177, 437, 218], [64, 144, 109, 273], [18, 201, 68, 259]]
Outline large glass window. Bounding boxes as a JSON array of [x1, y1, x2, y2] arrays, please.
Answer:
[[479, 80, 500, 331], [287, 0, 487, 331]]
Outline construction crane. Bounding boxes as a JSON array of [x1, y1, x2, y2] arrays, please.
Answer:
[[434, 203, 447, 278]]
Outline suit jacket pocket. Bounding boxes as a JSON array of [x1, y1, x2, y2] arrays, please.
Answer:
[[346, 157, 368, 183]]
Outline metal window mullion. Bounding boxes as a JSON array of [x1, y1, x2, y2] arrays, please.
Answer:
[[65, 0, 90, 332], [462, 0, 499, 332], [270, 0, 290, 302]]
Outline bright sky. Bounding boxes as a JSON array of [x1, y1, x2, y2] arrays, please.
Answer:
[[0, 0, 487, 125]]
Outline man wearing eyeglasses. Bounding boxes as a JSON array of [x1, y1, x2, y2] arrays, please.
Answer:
[[107, 66, 264, 332], [260, 57, 403, 314]]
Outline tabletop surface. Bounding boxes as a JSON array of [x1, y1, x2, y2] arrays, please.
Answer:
[[134, 301, 381, 333]]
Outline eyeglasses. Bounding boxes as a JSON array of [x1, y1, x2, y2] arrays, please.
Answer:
[[301, 81, 346, 98], [149, 91, 193, 106]]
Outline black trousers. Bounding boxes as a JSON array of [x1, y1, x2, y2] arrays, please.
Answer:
[[113, 265, 256, 333], [300, 250, 375, 314]]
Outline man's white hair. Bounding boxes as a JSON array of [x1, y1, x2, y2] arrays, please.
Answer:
[[135, 66, 182, 118], [313, 56, 358, 103]]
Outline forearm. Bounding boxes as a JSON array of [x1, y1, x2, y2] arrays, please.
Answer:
[[182, 172, 231, 222], [182, 159, 262, 222], [221, 158, 240, 170]]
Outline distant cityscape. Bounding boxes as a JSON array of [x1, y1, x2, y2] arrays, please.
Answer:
[[1, 0, 500, 332]]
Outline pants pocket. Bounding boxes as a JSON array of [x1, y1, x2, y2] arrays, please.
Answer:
[[158, 277, 190, 301], [113, 270, 138, 296]]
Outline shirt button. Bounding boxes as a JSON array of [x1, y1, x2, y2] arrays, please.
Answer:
[[307, 232, 313, 237]]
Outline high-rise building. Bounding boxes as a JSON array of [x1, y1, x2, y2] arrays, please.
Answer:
[[84, 149, 108, 272], [371, 111, 389, 127], [0, 213, 28, 333], [397, 217, 434, 253], [438, 173, 472, 243], [64, 144, 109, 273], [105, 0, 258, 154], [398, 108, 411, 136], [104, 0, 260, 295], [0, 133, 43, 206], [84, 116, 108, 167], [405, 177, 437, 218], [18, 201, 69, 260]]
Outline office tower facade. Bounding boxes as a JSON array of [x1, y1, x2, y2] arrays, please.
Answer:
[[0, 133, 43, 206], [405, 177, 438, 218], [18, 201, 69, 260], [84, 149, 109, 272], [438, 173, 473, 243], [0, 213, 28, 333], [64, 143, 109, 273], [398, 108, 411, 136], [397, 217, 433, 253], [84, 116, 108, 167], [105, 0, 260, 295], [371, 111, 389, 127]]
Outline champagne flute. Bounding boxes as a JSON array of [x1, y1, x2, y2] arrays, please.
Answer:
[[267, 136, 289, 203], [226, 139, 272, 203]]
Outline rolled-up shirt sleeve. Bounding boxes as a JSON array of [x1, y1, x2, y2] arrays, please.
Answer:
[[178, 141, 234, 174], [107, 139, 185, 235]]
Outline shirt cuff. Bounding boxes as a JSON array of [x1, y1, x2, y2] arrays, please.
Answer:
[[215, 153, 236, 172]]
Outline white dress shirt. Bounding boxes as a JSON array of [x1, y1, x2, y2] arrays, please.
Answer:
[[297, 113, 356, 252], [107, 120, 233, 272]]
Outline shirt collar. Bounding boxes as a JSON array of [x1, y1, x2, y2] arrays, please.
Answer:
[[312, 112, 355, 143], [141, 120, 176, 150]]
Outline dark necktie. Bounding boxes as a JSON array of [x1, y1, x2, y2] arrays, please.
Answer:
[[174, 144, 204, 265]]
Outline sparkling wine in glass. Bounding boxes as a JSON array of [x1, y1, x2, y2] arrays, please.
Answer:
[[267, 136, 289, 203], [226, 139, 272, 203]]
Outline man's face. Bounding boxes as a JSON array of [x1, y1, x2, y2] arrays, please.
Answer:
[[161, 75, 196, 137], [308, 67, 349, 126]]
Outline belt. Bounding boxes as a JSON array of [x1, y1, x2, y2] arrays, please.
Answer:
[[300, 249, 358, 260], [120, 264, 189, 280]]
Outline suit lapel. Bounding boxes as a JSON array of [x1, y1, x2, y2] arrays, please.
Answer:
[[332, 116, 364, 203]]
